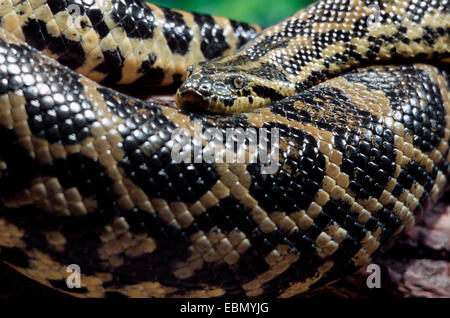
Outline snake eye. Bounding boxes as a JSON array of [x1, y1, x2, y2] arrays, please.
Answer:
[[233, 76, 245, 89], [186, 65, 194, 77]]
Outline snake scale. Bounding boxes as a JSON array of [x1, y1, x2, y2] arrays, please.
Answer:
[[0, 0, 448, 298]]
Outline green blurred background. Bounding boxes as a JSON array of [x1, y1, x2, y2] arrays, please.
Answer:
[[149, 0, 315, 27]]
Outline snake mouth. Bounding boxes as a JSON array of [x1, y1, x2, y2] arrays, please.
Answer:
[[175, 89, 211, 112]]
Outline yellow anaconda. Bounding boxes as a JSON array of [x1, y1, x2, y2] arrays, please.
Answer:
[[0, 0, 448, 298]]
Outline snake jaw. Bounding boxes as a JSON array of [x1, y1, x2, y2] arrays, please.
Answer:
[[175, 87, 212, 112]]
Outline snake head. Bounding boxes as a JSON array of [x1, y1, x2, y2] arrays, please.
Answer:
[[176, 63, 294, 114]]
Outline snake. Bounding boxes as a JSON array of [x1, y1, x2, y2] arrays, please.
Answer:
[[0, 0, 448, 298]]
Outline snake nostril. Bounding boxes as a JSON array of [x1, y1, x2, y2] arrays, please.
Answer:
[[198, 82, 212, 96]]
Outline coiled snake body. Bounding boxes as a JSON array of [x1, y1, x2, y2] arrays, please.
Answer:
[[0, 0, 449, 297]]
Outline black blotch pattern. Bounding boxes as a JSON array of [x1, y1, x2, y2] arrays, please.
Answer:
[[266, 228, 323, 288], [0, 153, 120, 275], [248, 122, 325, 214], [46, 0, 70, 14], [135, 53, 165, 86], [21, 19, 86, 70], [106, 0, 157, 39], [96, 49, 125, 85], [252, 85, 284, 101], [15, 0, 261, 88], [86, 9, 110, 38], [162, 8, 193, 56], [230, 20, 260, 49], [193, 14, 230, 60], [346, 65, 446, 153], [22, 73, 94, 145], [21, 19, 49, 51]]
